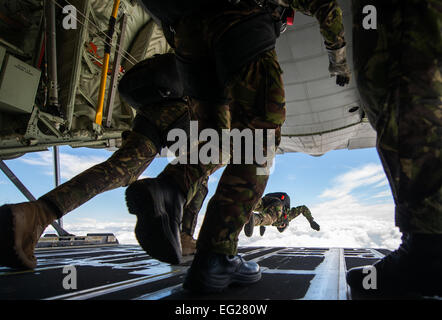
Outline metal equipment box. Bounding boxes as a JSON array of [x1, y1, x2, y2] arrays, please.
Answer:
[[0, 53, 41, 114]]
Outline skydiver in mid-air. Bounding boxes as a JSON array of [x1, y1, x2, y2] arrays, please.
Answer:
[[243, 192, 320, 237]]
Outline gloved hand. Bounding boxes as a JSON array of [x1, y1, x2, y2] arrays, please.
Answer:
[[327, 46, 351, 87], [310, 220, 320, 231], [277, 223, 288, 233]]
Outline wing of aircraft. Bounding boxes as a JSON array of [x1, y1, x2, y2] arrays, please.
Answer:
[[0, 0, 375, 160]]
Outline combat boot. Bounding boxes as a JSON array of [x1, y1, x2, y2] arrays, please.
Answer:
[[181, 232, 196, 256], [183, 250, 262, 293], [259, 226, 266, 236], [125, 176, 185, 264], [346, 234, 442, 299], [243, 214, 255, 237], [0, 200, 59, 269]]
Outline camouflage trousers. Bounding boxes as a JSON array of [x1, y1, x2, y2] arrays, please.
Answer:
[[182, 175, 209, 236], [352, 0, 442, 233], [40, 102, 206, 237], [254, 201, 284, 227], [159, 16, 286, 255]]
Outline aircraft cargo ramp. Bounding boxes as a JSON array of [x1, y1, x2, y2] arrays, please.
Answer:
[[0, 245, 390, 300]]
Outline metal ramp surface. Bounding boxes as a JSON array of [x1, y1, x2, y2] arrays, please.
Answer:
[[0, 245, 389, 300]]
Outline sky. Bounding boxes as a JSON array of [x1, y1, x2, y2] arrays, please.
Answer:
[[0, 145, 402, 250]]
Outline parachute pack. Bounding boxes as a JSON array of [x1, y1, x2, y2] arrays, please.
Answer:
[[137, 0, 293, 28], [137, 0, 209, 27], [263, 192, 290, 210]]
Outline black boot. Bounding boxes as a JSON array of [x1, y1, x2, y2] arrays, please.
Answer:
[[346, 234, 442, 299], [259, 226, 266, 236], [244, 214, 255, 237], [183, 251, 262, 293], [125, 176, 185, 264]]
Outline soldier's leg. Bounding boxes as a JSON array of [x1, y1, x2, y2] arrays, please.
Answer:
[[254, 213, 277, 226], [124, 14, 231, 265], [347, 0, 442, 297], [254, 204, 283, 227], [0, 97, 189, 270], [41, 97, 190, 217], [182, 176, 209, 237], [40, 131, 157, 217], [181, 176, 209, 255], [353, 0, 441, 235], [196, 49, 286, 255], [159, 99, 230, 202], [0, 129, 157, 270]]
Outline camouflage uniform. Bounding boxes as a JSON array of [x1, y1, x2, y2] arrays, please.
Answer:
[[39, 101, 206, 238], [352, 0, 442, 234], [253, 198, 314, 228], [289, 0, 346, 50], [182, 175, 209, 237], [253, 197, 286, 227], [157, 1, 346, 256]]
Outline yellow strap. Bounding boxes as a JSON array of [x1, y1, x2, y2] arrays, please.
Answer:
[[95, 0, 121, 125]]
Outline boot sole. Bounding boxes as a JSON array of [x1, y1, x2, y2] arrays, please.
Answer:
[[0, 205, 30, 269], [183, 269, 262, 293], [126, 180, 182, 265]]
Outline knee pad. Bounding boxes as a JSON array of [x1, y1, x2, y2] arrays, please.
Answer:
[[118, 53, 184, 112]]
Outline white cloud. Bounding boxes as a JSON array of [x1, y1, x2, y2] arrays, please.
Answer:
[[374, 180, 389, 188], [372, 190, 392, 198], [208, 175, 219, 184], [235, 163, 402, 250], [20, 151, 108, 180], [45, 218, 138, 244], [319, 163, 386, 199], [138, 173, 150, 180], [42, 162, 402, 251], [238, 215, 401, 250]]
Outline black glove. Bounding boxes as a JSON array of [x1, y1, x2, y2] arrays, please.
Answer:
[[336, 74, 350, 86], [310, 220, 320, 231], [277, 225, 287, 233], [327, 46, 351, 87]]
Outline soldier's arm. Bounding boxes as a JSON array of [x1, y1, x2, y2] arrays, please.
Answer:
[[290, 0, 345, 49], [289, 205, 313, 223], [294, 205, 321, 231], [290, 0, 350, 86]]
